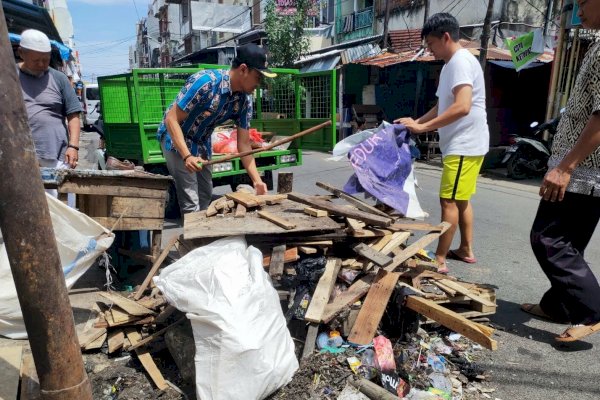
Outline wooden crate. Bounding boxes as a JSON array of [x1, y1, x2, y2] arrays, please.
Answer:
[[56, 170, 171, 231]]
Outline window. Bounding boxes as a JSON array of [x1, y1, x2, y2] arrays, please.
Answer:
[[86, 87, 100, 101]]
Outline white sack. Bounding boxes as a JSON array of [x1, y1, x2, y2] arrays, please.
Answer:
[[154, 236, 298, 400]]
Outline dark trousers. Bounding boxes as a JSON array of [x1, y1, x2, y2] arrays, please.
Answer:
[[530, 192, 600, 325]]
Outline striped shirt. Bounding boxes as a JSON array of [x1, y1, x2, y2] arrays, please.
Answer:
[[157, 69, 252, 159]]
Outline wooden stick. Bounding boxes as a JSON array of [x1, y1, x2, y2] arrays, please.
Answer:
[[127, 317, 187, 351], [202, 121, 331, 167], [288, 192, 392, 227], [133, 235, 180, 300], [316, 181, 390, 218], [405, 295, 497, 350], [258, 210, 296, 230]]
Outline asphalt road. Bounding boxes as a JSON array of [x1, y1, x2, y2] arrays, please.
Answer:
[[279, 151, 600, 400]]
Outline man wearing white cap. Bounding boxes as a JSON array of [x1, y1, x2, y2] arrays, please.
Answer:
[[17, 29, 82, 175]]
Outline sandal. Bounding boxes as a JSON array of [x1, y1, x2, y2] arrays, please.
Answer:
[[447, 249, 477, 264], [520, 303, 569, 324], [555, 322, 600, 342]]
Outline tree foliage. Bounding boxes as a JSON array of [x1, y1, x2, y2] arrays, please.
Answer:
[[264, 0, 311, 68]]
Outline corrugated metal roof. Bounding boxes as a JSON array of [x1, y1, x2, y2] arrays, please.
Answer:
[[300, 55, 341, 72], [353, 39, 554, 67], [389, 29, 422, 52]]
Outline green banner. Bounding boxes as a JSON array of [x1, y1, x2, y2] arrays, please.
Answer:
[[505, 32, 541, 71]]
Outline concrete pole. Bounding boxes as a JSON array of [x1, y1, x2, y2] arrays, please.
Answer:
[[0, 6, 93, 400]]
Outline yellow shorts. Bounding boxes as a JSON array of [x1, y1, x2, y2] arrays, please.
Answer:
[[440, 155, 484, 200]]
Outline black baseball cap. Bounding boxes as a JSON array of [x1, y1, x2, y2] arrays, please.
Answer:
[[234, 44, 277, 78]]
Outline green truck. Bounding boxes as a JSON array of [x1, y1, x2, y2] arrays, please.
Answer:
[[97, 66, 336, 216]]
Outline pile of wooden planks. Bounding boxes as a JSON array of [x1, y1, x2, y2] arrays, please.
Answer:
[[231, 182, 499, 354]]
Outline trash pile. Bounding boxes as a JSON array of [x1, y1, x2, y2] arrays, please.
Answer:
[[73, 182, 498, 400]]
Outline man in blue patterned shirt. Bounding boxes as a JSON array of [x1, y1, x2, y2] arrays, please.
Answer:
[[157, 44, 276, 213]]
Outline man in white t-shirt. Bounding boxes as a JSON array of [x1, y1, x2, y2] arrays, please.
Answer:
[[396, 13, 489, 273]]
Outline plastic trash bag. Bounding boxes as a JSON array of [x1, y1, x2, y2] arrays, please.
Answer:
[[154, 236, 298, 400], [343, 123, 427, 219], [0, 194, 114, 339]]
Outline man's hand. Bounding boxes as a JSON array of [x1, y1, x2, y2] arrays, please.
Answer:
[[65, 148, 78, 168], [184, 155, 207, 173], [254, 180, 268, 195], [540, 167, 571, 202], [394, 117, 428, 134]]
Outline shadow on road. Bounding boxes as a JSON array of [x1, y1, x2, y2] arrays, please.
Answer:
[[490, 299, 595, 352]]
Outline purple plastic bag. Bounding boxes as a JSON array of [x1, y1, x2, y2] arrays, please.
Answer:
[[343, 124, 412, 215]]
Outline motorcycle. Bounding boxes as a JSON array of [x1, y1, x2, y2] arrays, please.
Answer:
[[502, 111, 563, 180]]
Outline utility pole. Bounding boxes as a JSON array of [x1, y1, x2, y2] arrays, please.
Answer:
[[423, 0, 429, 23], [0, 7, 92, 400], [479, 0, 495, 69], [382, 0, 392, 49]]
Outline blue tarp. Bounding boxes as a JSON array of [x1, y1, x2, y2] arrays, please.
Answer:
[[8, 32, 72, 61]]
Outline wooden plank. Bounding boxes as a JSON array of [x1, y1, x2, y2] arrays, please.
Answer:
[[348, 270, 401, 345], [352, 243, 393, 267], [299, 246, 318, 254], [77, 308, 107, 348], [59, 181, 167, 199], [125, 328, 169, 390], [92, 217, 164, 231], [258, 210, 296, 230], [262, 194, 288, 205], [389, 221, 443, 232], [383, 223, 452, 273], [268, 245, 286, 279], [0, 345, 22, 400], [287, 192, 392, 228], [111, 306, 135, 324], [262, 247, 298, 267], [321, 224, 450, 323], [105, 313, 154, 328], [350, 227, 393, 238], [322, 273, 377, 323], [84, 331, 107, 351], [99, 291, 156, 316], [184, 199, 340, 239], [304, 207, 328, 217], [111, 197, 164, 218], [405, 296, 497, 350], [234, 203, 247, 218], [81, 194, 109, 217], [205, 198, 224, 217], [346, 217, 365, 233], [302, 324, 319, 359], [315, 181, 390, 218], [134, 235, 180, 300], [304, 258, 342, 323], [127, 317, 187, 352], [19, 350, 40, 400], [436, 279, 497, 312], [108, 330, 125, 354], [225, 191, 264, 208], [363, 232, 411, 272]]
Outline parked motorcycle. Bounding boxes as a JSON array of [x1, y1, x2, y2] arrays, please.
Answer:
[[502, 111, 563, 180]]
